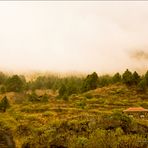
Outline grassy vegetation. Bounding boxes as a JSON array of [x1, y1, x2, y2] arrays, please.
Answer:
[[0, 70, 147, 147], [0, 83, 147, 148]]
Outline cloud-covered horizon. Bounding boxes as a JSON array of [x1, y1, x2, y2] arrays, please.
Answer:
[[0, 1, 148, 74]]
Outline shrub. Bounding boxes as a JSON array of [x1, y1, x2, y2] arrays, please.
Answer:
[[75, 100, 86, 109], [40, 93, 49, 102], [84, 92, 93, 99], [74, 136, 89, 148], [118, 134, 147, 148], [88, 129, 118, 148], [0, 86, 6, 94], [0, 96, 10, 112], [42, 111, 55, 117], [27, 91, 39, 102]]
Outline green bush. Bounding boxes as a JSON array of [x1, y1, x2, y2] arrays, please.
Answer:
[[72, 136, 89, 148], [5, 75, 24, 92], [75, 100, 86, 109], [0, 96, 10, 112], [28, 91, 39, 102], [118, 134, 147, 148], [88, 129, 118, 148]]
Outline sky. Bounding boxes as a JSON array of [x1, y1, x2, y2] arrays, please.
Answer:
[[0, 1, 148, 74]]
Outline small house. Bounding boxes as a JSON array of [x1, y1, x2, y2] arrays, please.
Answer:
[[123, 107, 148, 118]]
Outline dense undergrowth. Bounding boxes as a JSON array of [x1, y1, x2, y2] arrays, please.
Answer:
[[0, 83, 147, 148], [0, 69, 148, 147]]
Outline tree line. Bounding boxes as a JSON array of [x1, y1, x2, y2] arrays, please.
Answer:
[[0, 69, 147, 97]]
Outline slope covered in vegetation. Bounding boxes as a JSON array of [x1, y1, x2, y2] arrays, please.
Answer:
[[0, 69, 147, 147]]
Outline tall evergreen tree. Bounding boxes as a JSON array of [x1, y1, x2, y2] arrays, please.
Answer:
[[122, 69, 133, 86], [132, 71, 140, 85], [82, 72, 98, 92], [137, 79, 147, 92], [112, 73, 121, 83]]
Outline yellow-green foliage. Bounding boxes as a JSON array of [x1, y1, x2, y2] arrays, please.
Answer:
[[0, 84, 148, 147]]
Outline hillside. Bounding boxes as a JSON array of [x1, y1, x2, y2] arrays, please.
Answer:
[[0, 84, 147, 148]]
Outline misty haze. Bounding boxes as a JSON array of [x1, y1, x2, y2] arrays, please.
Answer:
[[0, 1, 148, 74], [0, 1, 147, 148]]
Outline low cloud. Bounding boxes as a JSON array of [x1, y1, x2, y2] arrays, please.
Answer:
[[130, 50, 148, 60]]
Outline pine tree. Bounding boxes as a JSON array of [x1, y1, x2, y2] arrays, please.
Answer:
[[82, 72, 98, 92], [112, 73, 121, 83], [122, 69, 133, 86], [137, 79, 147, 92], [5, 75, 24, 92], [132, 71, 140, 85], [90, 72, 99, 89]]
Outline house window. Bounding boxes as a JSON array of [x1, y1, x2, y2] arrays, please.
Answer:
[[140, 115, 145, 118]]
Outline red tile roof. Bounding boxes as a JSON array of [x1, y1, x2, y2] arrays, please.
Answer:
[[123, 107, 148, 112]]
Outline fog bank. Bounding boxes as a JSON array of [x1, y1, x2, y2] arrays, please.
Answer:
[[0, 1, 148, 74]]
